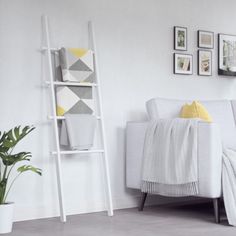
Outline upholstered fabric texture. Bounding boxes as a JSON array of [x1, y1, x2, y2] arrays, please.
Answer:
[[146, 98, 236, 149]]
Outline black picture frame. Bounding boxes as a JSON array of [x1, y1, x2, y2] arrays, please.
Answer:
[[218, 33, 236, 76], [198, 30, 214, 49], [174, 26, 187, 51], [198, 50, 212, 76], [173, 53, 193, 75]]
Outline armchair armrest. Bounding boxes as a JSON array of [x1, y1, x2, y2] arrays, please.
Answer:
[[126, 120, 222, 198], [197, 121, 222, 197]]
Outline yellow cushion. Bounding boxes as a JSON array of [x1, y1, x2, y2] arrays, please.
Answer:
[[180, 101, 212, 122]]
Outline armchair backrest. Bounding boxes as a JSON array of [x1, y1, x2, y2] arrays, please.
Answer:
[[146, 97, 236, 149]]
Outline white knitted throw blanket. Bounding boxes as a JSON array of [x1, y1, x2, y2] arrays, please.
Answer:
[[141, 118, 199, 196]]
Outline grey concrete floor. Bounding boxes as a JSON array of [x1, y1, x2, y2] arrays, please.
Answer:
[[7, 202, 236, 236]]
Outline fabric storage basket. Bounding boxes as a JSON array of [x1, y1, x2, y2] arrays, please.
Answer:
[[59, 47, 94, 83], [56, 86, 94, 116], [57, 47, 96, 150], [60, 114, 97, 150]]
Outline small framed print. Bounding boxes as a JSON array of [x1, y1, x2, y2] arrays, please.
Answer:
[[174, 53, 193, 75], [198, 50, 212, 76], [198, 30, 214, 49], [218, 33, 236, 76], [174, 26, 187, 51]]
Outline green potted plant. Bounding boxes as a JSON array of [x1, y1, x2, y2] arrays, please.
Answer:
[[0, 126, 42, 234]]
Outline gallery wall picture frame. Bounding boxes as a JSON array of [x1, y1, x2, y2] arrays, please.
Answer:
[[173, 53, 193, 75], [198, 30, 214, 49], [198, 50, 212, 76], [218, 33, 236, 76], [174, 26, 187, 51]]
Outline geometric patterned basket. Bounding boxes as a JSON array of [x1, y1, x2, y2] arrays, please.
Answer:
[[59, 47, 94, 83], [56, 86, 94, 116], [56, 48, 95, 116]]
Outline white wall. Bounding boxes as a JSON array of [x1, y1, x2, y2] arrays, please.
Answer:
[[1, 0, 236, 221]]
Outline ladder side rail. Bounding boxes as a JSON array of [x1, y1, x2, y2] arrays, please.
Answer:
[[88, 21, 114, 216], [42, 15, 66, 222]]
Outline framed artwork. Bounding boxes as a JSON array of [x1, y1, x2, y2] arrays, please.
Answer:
[[174, 53, 193, 75], [218, 34, 236, 76], [198, 30, 214, 49], [198, 50, 212, 76], [174, 26, 187, 51]]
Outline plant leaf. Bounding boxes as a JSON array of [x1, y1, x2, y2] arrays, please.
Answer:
[[2, 126, 35, 150], [0, 152, 31, 166], [0, 132, 9, 152], [17, 165, 42, 176], [14, 126, 20, 140]]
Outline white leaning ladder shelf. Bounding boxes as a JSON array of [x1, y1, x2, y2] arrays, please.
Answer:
[[41, 15, 113, 222]]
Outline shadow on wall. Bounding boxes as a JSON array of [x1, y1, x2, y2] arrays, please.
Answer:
[[121, 111, 147, 197], [126, 111, 148, 122], [115, 126, 141, 207]]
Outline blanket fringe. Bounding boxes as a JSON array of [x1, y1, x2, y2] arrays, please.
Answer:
[[141, 181, 199, 197]]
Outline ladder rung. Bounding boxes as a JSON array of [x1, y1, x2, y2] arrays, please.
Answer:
[[45, 81, 97, 87], [52, 149, 104, 155], [48, 115, 101, 120], [41, 47, 60, 51]]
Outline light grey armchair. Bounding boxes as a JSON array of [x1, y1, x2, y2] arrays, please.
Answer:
[[126, 98, 236, 223]]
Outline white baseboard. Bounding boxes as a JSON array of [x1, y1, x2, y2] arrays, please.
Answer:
[[13, 194, 209, 222]]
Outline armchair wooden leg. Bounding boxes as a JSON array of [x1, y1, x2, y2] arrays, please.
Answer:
[[213, 198, 220, 223], [139, 192, 148, 211]]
